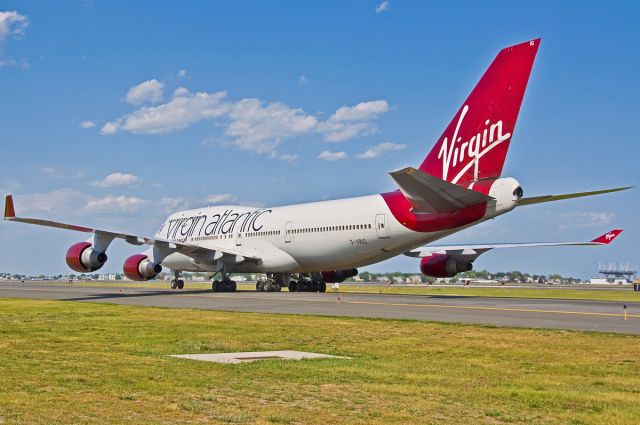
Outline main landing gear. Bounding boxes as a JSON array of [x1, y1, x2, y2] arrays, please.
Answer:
[[170, 270, 185, 290], [211, 272, 237, 292], [256, 273, 326, 292], [288, 274, 327, 293], [256, 273, 284, 292]]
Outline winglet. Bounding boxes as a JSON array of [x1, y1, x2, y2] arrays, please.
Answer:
[[4, 195, 15, 220], [591, 229, 623, 244]]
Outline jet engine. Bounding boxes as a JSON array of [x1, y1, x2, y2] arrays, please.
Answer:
[[420, 254, 472, 278], [123, 254, 162, 281], [66, 242, 108, 273], [320, 268, 358, 283]]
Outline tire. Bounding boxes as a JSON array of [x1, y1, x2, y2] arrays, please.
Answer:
[[274, 283, 281, 292], [230, 281, 237, 292], [170, 280, 177, 289], [288, 281, 297, 292], [296, 280, 305, 292], [319, 281, 327, 293], [177, 279, 184, 290], [256, 281, 262, 292], [212, 280, 220, 292]]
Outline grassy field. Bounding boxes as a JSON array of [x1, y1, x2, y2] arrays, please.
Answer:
[[14, 280, 640, 302], [0, 298, 639, 424]]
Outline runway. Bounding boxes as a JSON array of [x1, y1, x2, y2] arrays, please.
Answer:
[[1, 282, 639, 335]]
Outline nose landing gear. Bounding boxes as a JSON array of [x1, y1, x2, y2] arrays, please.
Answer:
[[170, 270, 184, 289]]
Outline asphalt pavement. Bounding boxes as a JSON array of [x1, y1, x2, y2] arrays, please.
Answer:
[[1, 282, 639, 335]]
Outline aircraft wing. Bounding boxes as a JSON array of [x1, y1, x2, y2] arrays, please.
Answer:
[[3, 195, 259, 264], [404, 229, 623, 261]]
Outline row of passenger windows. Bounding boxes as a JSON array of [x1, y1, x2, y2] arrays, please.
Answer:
[[247, 230, 280, 238], [287, 223, 372, 235], [193, 234, 232, 242], [190, 224, 373, 242]]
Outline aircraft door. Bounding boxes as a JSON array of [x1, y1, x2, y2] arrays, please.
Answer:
[[284, 221, 292, 243], [235, 231, 242, 247], [375, 214, 389, 239]]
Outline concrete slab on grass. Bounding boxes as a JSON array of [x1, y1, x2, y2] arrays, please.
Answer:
[[170, 350, 350, 364]]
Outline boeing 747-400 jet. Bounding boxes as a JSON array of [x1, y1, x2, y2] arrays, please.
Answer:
[[3, 39, 629, 292]]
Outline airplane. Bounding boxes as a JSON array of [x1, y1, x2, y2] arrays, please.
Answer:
[[2, 38, 630, 292]]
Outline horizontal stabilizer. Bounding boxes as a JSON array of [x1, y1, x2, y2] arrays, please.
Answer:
[[518, 187, 631, 206], [389, 167, 493, 214]]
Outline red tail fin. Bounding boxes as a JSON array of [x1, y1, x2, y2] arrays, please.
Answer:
[[419, 39, 540, 186]]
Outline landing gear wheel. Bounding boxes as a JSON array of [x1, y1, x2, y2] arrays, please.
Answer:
[[230, 281, 237, 292], [318, 281, 327, 293], [170, 280, 178, 289], [177, 279, 184, 290], [256, 281, 262, 292], [288, 281, 297, 292], [212, 280, 220, 292], [273, 283, 281, 292]]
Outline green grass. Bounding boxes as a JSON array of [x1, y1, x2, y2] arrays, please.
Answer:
[[0, 298, 639, 424]]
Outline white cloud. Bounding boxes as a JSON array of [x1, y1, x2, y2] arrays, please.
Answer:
[[298, 75, 308, 84], [177, 69, 187, 78], [0, 11, 28, 43], [80, 120, 96, 129], [375, 1, 390, 13], [0, 57, 28, 68], [173, 86, 189, 98], [553, 212, 616, 229], [41, 166, 85, 180], [159, 197, 189, 211], [102, 90, 228, 135], [225, 98, 318, 155], [12, 189, 182, 219], [205, 193, 237, 204], [275, 153, 298, 162], [102, 82, 391, 158], [83, 195, 147, 213], [100, 119, 121, 135], [318, 150, 347, 161], [17, 189, 87, 217], [318, 100, 389, 142], [357, 141, 407, 159], [0, 11, 28, 68], [91, 172, 142, 188], [125, 79, 164, 105], [329, 100, 389, 122]]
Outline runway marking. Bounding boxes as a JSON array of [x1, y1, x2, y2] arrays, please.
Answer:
[[3, 287, 639, 320]]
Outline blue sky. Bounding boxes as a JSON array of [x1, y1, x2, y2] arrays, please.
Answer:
[[0, 1, 638, 277]]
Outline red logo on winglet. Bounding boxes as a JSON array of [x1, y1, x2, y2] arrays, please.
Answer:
[[591, 229, 623, 244]]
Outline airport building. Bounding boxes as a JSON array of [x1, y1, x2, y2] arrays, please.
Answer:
[[589, 262, 637, 285]]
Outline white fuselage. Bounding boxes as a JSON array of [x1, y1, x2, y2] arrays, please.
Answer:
[[155, 177, 521, 274]]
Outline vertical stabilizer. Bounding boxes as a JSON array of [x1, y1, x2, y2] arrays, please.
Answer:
[[419, 39, 540, 186]]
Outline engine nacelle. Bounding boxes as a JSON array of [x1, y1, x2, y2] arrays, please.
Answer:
[[321, 268, 358, 283], [66, 242, 108, 273], [420, 254, 472, 278], [123, 254, 162, 281]]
